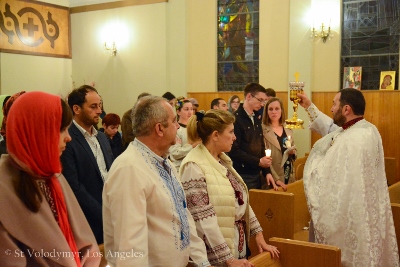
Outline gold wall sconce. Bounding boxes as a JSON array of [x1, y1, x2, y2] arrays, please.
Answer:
[[311, 23, 332, 43], [104, 41, 117, 56]]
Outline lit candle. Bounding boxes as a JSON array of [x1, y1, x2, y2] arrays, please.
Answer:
[[285, 136, 292, 148], [265, 149, 271, 157]]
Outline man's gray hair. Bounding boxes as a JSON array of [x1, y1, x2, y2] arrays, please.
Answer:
[[131, 96, 169, 137]]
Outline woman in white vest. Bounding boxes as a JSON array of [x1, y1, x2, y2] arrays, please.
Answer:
[[180, 110, 279, 267]]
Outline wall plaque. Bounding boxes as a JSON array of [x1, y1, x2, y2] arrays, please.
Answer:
[[0, 0, 71, 58]]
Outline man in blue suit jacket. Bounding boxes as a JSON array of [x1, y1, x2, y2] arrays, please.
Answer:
[[61, 85, 114, 244]]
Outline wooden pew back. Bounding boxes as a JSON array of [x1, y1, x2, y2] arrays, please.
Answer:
[[386, 157, 398, 186], [389, 181, 400, 204], [249, 251, 282, 267], [277, 180, 310, 240], [249, 180, 310, 253], [266, 237, 341, 267], [293, 156, 308, 180]]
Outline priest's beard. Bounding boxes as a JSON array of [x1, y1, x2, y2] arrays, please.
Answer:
[[333, 109, 346, 127]]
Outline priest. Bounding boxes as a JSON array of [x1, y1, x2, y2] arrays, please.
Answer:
[[303, 88, 399, 266]]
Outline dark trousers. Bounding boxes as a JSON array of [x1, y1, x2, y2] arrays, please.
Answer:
[[240, 172, 263, 190]]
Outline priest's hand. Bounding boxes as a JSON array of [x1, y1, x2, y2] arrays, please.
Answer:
[[297, 92, 311, 109], [255, 232, 280, 258]]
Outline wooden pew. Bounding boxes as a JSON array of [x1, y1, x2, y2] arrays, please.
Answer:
[[293, 155, 308, 180], [249, 180, 310, 254], [386, 157, 398, 186], [249, 238, 341, 267], [389, 181, 400, 204], [249, 251, 282, 267]]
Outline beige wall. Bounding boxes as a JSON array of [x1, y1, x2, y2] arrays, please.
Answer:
[[1, 0, 343, 154], [71, 2, 169, 117], [184, 0, 341, 156], [0, 0, 72, 97], [186, 0, 217, 92], [259, 1, 290, 92]]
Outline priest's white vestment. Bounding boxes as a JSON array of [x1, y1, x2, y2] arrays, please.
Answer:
[[304, 119, 399, 266]]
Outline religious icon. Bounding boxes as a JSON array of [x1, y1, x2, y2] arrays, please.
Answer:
[[380, 71, 396, 90], [343, 67, 362, 90]]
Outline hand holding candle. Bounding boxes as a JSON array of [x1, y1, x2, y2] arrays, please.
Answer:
[[285, 136, 292, 148]]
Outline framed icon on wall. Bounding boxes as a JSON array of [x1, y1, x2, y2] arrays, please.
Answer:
[[343, 67, 362, 90], [380, 71, 396, 90]]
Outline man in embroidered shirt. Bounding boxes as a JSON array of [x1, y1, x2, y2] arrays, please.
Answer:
[[103, 96, 210, 267], [303, 88, 398, 266], [228, 82, 273, 190], [61, 85, 114, 244]]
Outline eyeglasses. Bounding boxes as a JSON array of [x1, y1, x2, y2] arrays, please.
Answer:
[[251, 94, 267, 104], [231, 101, 240, 104]]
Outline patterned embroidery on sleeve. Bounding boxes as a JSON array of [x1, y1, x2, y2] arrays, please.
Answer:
[[250, 216, 262, 236], [306, 104, 319, 122], [182, 178, 216, 221], [204, 237, 233, 265]]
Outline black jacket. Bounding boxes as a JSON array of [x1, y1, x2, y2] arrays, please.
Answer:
[[60, 123, 114, 244], [228, 105, 269, 175]]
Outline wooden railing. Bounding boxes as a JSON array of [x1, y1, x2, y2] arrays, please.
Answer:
[[249, 237, 341, 267]]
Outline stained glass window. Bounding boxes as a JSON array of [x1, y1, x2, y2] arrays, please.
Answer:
[[341, 0, 400, 90], [217, 0, 259, 91]]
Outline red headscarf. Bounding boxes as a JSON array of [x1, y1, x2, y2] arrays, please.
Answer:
[[0, 91, 26, 137], [6, 92, 81, 267]]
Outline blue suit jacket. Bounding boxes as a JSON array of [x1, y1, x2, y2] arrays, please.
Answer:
[[60, 123, 114, 244]]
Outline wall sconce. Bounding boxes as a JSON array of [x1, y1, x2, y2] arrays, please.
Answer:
[[104, 42, 117, 56], [311, 23, 332, 43]]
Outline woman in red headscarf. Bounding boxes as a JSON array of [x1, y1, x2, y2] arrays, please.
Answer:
[[0, 92, 100, 266]]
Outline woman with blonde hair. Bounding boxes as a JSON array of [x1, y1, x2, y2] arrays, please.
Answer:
[[0, 92, 100, 266], [180, 109, 279, 267], [262, 97, 296, 191]]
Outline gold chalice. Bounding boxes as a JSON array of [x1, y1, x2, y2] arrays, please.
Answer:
[[285, 81, 304, 129]]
